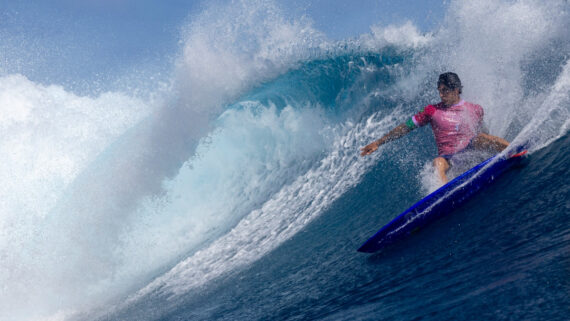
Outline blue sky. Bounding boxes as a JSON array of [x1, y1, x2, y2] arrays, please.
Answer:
[[282, 0, 447, 38], [0, 0, 447, 92]]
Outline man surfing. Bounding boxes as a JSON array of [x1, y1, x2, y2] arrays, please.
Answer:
[[360, 72, 510, 184]]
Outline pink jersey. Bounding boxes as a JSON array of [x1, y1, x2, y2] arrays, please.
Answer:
[[406, 100, 484, 155]]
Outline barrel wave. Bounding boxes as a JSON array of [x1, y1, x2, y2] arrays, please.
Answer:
[[0, 1, 568, 321]]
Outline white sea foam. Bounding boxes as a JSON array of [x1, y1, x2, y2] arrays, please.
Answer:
[[516, 59, 570, 150], [359, 21, 433, 50], [0, 74, 151, 321], [174, 0, 326, 115]]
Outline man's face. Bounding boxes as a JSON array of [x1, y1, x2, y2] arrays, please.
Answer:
[[438, 84, 460, 106]]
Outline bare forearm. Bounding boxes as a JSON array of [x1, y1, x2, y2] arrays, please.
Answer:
[[361, 123, 411, 156], [376, 124, 411, 145], [473, 133, 509, 152]]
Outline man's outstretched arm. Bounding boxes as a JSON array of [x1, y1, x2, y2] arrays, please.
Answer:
[[360, 124, 412, 156]]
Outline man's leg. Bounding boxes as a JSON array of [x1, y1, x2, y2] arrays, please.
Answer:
[[433, 156, 450, 184], [472, 133, 509, 153]]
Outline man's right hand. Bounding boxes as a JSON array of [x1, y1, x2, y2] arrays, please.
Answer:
[[360, 141, 379, 156]]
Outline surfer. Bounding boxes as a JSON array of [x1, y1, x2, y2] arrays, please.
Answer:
[[360, 72, 509, 184]]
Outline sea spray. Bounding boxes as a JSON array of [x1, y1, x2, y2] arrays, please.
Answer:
[[0, 74, 152, 321], [1, 1, 328, 320]]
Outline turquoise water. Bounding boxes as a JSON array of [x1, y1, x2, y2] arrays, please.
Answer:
[[101, 54, 570, 320], [142, 133, 569, 321], [0, 1, 568, 320]]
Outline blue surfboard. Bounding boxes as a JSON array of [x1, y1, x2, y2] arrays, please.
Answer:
[[357, 149, 528, 253]]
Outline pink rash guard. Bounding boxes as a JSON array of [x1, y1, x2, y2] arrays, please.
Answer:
[[405, 100, 484, 156]]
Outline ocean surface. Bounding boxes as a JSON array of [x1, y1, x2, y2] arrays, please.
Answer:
[[0, 1, 568, 321]]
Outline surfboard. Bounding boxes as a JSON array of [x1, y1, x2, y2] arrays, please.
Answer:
[[357, 148, 528, 253]]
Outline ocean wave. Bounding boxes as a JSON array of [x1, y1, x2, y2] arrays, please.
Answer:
[[0, 1, 568, 320]]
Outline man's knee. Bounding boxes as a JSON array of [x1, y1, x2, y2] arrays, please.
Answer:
[[433, 157, 449, 171]]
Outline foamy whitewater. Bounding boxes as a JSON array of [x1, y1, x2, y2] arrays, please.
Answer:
[[1, 1, 568, 320]]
